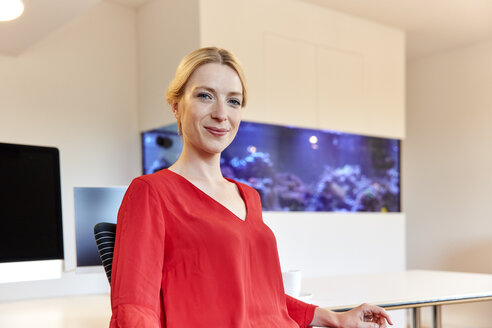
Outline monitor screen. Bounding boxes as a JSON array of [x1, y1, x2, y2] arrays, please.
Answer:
[[74, 186, 126, 269], [0, 142, 64, 263]]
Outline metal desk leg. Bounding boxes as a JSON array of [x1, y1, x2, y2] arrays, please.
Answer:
[[412, 307, 421, 328], [432, 305, 442, 328]]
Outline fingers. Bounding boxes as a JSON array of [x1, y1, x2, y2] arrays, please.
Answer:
[[360, 303, 393, 326], [376, 316, 387, 328], [373, 307, 393, 325], [361, 314, 386, 328]]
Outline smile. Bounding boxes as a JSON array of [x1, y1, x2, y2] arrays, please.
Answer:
[[205, 126, 229, 137]]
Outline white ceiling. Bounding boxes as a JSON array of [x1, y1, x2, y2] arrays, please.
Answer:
[[0, 0, 99, 55], [0, 0, 148, 56], [1, 0, 492, 58]]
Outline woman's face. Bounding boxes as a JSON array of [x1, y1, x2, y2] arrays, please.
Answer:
[[175, 62, 243, 156]]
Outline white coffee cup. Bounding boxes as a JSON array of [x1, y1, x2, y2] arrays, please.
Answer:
[[282, 270, 302, 297]]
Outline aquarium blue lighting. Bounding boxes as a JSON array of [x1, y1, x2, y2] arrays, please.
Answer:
[[247, 145, 257, 154], [141, 121, 400, 213]]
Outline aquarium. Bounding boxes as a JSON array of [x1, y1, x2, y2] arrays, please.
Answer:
[[142, 122, 400, 212]]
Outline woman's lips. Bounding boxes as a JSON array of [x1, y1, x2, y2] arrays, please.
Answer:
[[205, 126, 229, 137]]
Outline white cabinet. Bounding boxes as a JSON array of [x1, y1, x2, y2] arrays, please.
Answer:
[[199, 0, 405, 139], [263, 33, 318, 128]]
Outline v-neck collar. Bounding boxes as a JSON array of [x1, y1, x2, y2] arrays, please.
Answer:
[[164, 169, 249, 222]]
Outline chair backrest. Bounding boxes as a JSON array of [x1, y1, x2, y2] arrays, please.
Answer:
[[94, 222, 117, 283]]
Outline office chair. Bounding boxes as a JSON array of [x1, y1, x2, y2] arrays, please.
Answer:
[[94, 222, 117, 283]]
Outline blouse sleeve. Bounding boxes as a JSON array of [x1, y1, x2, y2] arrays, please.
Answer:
[[285, 294, 318, 328], [109, 178, 166, 328]]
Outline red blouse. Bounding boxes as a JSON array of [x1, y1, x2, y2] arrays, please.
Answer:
[[110, 169, 317, 327]]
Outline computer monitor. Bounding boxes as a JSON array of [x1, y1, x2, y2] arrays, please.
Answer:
[[0, 142, 64, 283], [74, 186, 127, 272]]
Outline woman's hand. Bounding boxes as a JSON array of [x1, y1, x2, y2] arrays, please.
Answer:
[[311, 303, 393, 328], [337, 303, 393, 328]]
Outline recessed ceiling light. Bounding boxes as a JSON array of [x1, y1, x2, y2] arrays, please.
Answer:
[[0, 0, 24, 22]]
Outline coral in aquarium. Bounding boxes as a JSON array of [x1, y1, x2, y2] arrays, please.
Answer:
[[309, 165, 365, 212], [308, 164, 400, 212], [229, 152, 275, 179], [274, 172, 310, 211]]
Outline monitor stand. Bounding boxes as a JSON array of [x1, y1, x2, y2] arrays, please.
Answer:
[[0, 259, 63, 284]]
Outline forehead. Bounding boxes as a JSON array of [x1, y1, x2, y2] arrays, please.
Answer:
[[185, 63, 243, 94]]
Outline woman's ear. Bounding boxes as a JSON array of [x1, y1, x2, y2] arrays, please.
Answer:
[[172, 102, 183, 135], [172, 102, 179, 118]]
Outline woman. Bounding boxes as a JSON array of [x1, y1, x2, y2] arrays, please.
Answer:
[[110, 47, 392, 328]]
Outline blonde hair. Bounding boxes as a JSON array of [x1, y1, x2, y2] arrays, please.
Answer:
[[165, 47, 248, 108]]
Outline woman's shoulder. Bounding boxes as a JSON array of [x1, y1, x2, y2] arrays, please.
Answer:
[[129, 169, 161, 184], [129, 169, 182, 192]]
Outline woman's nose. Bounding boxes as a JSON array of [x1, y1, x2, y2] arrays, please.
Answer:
[[211, 100, 227, 121]]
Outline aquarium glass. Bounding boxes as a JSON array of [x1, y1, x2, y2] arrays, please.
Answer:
[[142, 122, 400, 212]]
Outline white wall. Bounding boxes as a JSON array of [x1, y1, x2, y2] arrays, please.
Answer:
[[405, 40, 492, 327], [265, 212, 406, 277], [0, 1, 140, 300], [137, 0, 200, 132]]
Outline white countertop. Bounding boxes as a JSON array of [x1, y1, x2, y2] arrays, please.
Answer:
[[303, 270, 492, 310]]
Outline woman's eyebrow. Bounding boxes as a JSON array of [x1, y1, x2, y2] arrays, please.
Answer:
[[228, 91, 243, 97], [193, 86, 216, 93], [193, 86, 242, 97]]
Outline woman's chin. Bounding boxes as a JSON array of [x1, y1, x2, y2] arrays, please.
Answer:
[[196, 144, 230, 156]]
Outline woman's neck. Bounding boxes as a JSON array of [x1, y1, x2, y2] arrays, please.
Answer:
[[169, 145, 223, 182]]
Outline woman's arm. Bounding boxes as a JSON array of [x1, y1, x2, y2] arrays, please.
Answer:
[[310, 303, 393, 328], [285, 295, 318, 328], [110, 178, 166, 327]]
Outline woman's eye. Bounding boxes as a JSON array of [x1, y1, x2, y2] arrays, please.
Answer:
[[228, 98, 242, 107], [197, 92, 212, 100]]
